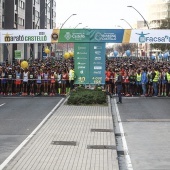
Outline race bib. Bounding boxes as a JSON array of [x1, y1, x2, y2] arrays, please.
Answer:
[[38, 75, 41, 80], [8, 75, 12, 79]]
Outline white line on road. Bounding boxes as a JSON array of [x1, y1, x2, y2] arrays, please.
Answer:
[[0, 103, 5, 107], [114, 99, 133, 170], [0, 98, 65, 170]]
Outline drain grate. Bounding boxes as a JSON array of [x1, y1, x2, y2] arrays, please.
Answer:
[[117, 151, 125, 156], [51, 141, 77, 146], [87, 145, 116, 150], [91, 129, 114, 132], [115, 133, 126, 137]]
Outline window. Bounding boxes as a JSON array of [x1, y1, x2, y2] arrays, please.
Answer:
[[35, 10, 39, 18], [47, 6, 50, 12], [47, 18, 50, 24], [18, 17, 24, 26], [2, 15, 4, 22], [53, 22, 56, 28], [53, 11, 56, 17], [35, 0, 40, 4], [53, 1, 56, 6], [19, 0, 25, 9]]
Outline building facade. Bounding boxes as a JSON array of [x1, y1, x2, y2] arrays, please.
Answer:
[[0, 0, 56, 64], [147, 0, 170, 29]]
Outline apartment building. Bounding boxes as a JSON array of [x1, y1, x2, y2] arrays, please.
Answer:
[[147, 0, 170, 29], [0, 0, 56, 63]]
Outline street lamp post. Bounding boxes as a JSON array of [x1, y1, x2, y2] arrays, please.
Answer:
[[120, 19, 133, 29], [60, 14, 77, 29], [127, 6, 149, 29], [74, 23, 82, 29], [60, 14, 76, 52], [35, 0, 53, 29], [127, 5, 150, 57]]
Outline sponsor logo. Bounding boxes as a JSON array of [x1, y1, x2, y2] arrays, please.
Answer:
[[95, 51, 101, 55], [77, 62, 86, 65], [94, 66, 102, 70], [64, 32, 72, 40], [64, 32, 85, 40], [80, 70, 84, 74], [51, 32, 58, 41], [94, 71, 102, 74], [3, 32, 47, 42], [78, 46, 87, 50], [94, 32, 116, 41], [93, 62, 102, 64], [77, 57, 87, 60], [78, 66, 85, 69], [94, 46, 102, 50], [77, 52, 87, 55], [95, 57, 101, 60], [136, 31, 170, 43]]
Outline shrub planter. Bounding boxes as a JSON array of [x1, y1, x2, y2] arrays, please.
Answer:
[[67, 87, 107, 105]]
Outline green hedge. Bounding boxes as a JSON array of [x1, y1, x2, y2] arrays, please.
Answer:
[[67, 87, 107, 105]]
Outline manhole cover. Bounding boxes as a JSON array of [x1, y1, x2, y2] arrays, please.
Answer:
[[51, 141, 77, 146], [87, 145, 116, 150], [91, 129, 114, 132]]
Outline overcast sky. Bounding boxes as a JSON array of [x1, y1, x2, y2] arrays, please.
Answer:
[[56, 0, 149, 29]]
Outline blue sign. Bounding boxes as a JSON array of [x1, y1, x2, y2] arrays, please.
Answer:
[[89, 29, 124, 43], [42, 52, 47, 58]]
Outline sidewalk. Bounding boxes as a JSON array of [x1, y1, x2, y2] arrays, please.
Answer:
[[3, 99, 119, 170]]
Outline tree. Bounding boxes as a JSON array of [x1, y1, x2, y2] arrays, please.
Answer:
[[115, 43, 137, 56]]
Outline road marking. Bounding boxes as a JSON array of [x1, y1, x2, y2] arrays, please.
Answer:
[[114, 99, 133, 170], [0, 103, 5, 107], [127, 119, 170, 122], [0, 98, 65, 170]]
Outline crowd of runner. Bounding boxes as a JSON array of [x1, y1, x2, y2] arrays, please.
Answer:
[[0, 57, 170, 97], [105, 58, 170, 97], [0, 58, 75, 96]]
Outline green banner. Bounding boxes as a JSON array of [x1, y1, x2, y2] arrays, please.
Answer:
[[59, 29, 90, 42], [15, 50, 21, 59], [74, 43, 90, 84], [89, 43, 106, 84]]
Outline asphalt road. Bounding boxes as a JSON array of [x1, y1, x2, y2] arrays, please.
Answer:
[[0, 97, 64, 165], [115, 97, 170, 170]]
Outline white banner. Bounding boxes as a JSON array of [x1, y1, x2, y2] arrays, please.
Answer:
[[130, 29, 170, 43], [0, 29, 55, 44], [1, 29, 170, 44]]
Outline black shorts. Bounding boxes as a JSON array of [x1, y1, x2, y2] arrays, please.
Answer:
[[148, 82, 153, 86], [105, 81, 110, 85]]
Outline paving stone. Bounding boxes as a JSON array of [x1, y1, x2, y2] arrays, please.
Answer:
[[5, 104, 118, 170]]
